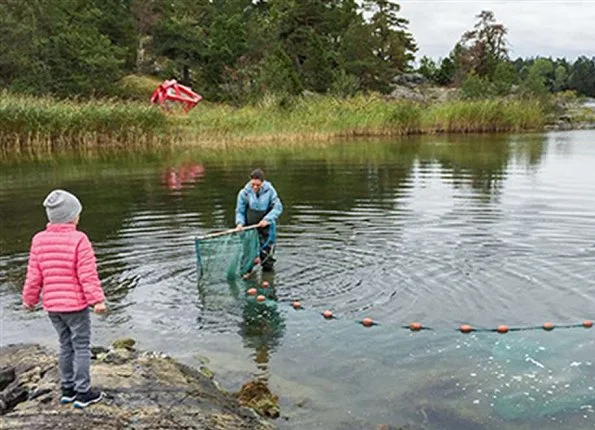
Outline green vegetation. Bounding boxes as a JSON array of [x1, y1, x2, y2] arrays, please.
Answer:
[[183, 95, 545, 140], [1, 2, 593, 102], [0, 2, 591, 154], [0, 0, 418, 102], [0, 91, 547, 154], [417, 11, 595, 99], [0, 92, 170, 155]]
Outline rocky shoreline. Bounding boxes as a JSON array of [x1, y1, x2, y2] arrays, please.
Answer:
[[546, 97, 595, 131], [388, 77, 595, 132], [0, 340, 277, 429]]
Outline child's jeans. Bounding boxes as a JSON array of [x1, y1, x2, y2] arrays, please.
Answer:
[[48, 308, 91, 393]]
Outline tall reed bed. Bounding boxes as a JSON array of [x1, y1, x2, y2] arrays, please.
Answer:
[[184, 95, 546, 144], [423, 99, 546, 133], [0, 91, 548, 156], [0, 91, 170, 155]]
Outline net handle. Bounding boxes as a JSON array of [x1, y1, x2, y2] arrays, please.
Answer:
[[196, 224, 260, 240]]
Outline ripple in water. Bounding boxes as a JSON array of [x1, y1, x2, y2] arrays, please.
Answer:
[[1, 132, 595, 429]]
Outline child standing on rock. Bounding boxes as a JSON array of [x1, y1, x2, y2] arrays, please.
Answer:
[[22, 189, 107, 408]]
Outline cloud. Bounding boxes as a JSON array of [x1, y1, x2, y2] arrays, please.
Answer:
[[398, 0, 595, 60]]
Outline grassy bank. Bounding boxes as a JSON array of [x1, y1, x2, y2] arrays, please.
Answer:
[[185, 94, 545, 141], [0, 90, 548, 154], [0, 91, 170, 155]]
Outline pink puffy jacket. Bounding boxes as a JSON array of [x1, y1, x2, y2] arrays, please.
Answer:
[[23, 223, 105, 312]]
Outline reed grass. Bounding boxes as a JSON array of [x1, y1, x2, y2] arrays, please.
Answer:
[[0, 91, 171, 156], [183, 94, 546, 143], [0, 90, 548, 156]]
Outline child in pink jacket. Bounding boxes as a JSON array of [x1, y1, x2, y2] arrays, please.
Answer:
[[22, 189, 107, 408]]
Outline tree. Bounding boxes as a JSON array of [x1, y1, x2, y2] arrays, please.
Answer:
[[568, 56, 595, 97], [460, 72, 494, 99], [131, 0, 166, 73], [553, 64, 568, 92], [417, 56, 437, 82], [434, 57, 457, 85], [257, 49, 304, 96], [523, 58, 554, 96], [0, 0, 125, 97], [0, 0, 37, 87], [265, 0, 356, 93], [90, 0, 138, 70], [152, 0, 213, 86], [362, 0, 417, 92], [491, 61, 518, 95], [5, 0, 592, 101], [339, 13, 380, 92], [454, 10, 509, 81]]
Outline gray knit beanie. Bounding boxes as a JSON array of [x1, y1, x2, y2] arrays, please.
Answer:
[[43, 189, 82, 224]]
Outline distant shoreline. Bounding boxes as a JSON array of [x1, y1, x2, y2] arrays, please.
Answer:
[[1, 91, 593, 158]]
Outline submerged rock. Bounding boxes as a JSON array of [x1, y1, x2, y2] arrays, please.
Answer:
[[237, 380, 280, 419], [0, 343, 273, 429], [111, 337, 136, 350]]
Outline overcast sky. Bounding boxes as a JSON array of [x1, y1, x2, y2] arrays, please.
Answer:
[[397, 0, 595, 61]]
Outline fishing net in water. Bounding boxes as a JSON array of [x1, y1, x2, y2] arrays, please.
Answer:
[[195, 228, 260, 282], [486, 333, 595, 421]]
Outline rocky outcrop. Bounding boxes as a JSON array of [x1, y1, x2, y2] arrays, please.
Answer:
[[0, 342, 274, 429], [546, 96, 595, 131], [386, 74, 458, 104]]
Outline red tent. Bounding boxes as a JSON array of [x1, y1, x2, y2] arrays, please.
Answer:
[[150, 79, 202, 112]]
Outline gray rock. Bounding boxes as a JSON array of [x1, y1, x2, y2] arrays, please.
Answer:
[[0, 343, 273, 429], [388, 85, 425, 102], [392, 73, 427, 86], [0, 367, 15, 391], [91, 346, 109, 358]]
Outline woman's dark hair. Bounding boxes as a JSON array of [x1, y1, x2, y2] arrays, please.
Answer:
[[250, 168, 265, 181]]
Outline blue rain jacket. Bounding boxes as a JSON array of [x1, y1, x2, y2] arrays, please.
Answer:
[[235, 180, 283, 244]]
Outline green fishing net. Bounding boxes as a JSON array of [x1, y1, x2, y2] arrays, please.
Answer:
[[487, 334, 595, 420], [195, 229, 260, 282]]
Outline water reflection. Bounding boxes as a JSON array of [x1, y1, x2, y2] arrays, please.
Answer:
[[160, 162, 205, 193], [237, 272, 285, 384], [0, 132, 554, 333], [3, 132, 595, 429], [0, 134, 549, 252], [197, 270, 286, 406], [0, 132, 563, 323]]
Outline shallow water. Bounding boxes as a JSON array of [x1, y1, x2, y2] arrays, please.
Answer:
[[1, 131, 594, 429]]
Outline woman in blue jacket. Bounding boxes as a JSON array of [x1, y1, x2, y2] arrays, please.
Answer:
[[235, 168, 283, 272]]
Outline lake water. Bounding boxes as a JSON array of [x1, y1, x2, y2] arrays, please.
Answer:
[[1, 131, 594, 429]]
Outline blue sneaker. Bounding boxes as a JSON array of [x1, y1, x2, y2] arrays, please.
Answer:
[[73, 388, 103, 408], [60, 387, 77, 404]]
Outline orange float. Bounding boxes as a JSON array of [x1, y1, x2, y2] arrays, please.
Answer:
[[543, 322, 555, 331], [583, 320, 593, 328], [497, 325, 509, 334], [256, 295, 266, 303], [322, 310, 334, 319], [292, 301, 302, 310], [246, 288, 257, 296], [409, 322, 423, 331], [459, 324, 473, 334], [261, 281, 270, 289], [361, 318, 374, 327]]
